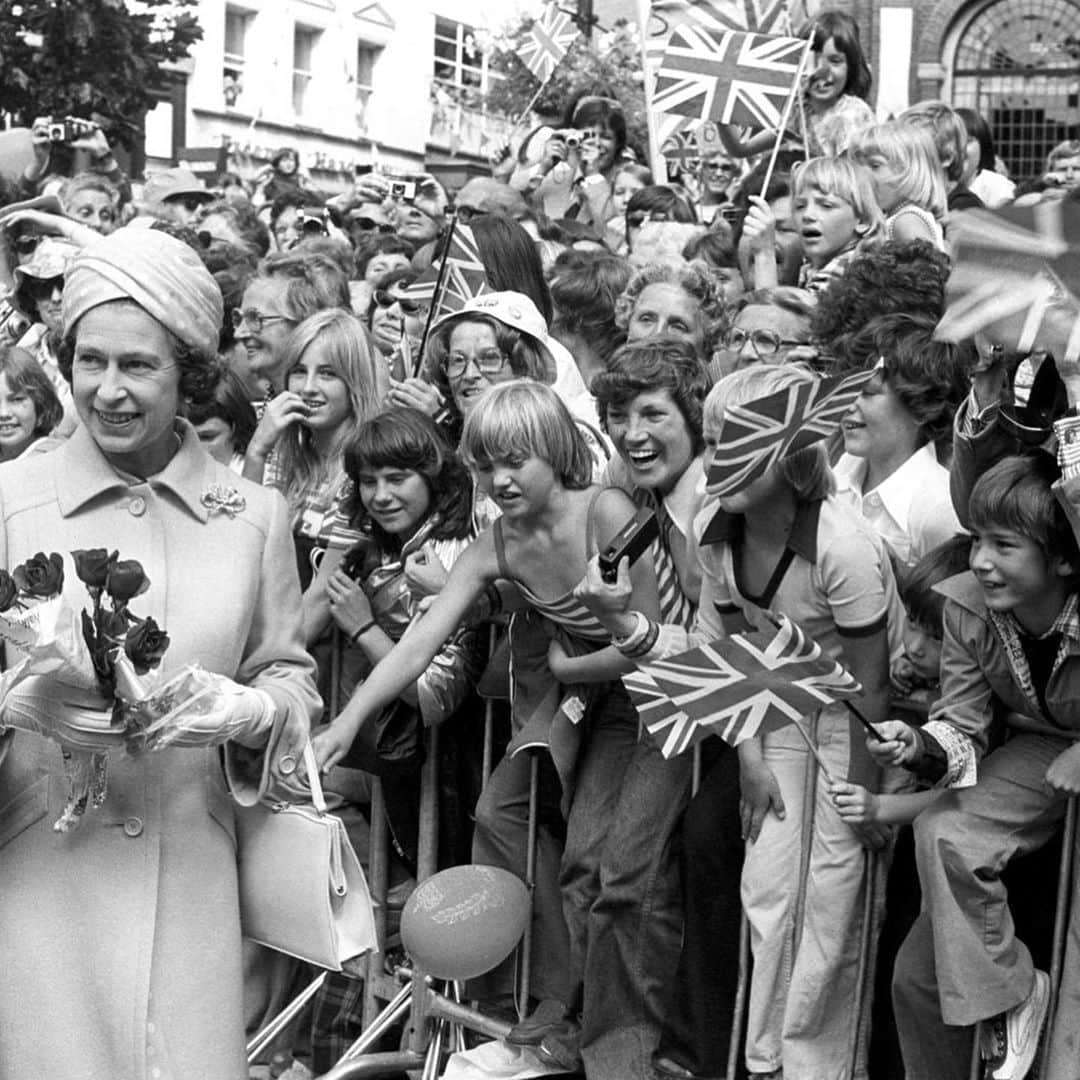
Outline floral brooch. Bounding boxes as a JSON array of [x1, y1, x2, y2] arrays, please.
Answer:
[[200, 483, 246, 518]]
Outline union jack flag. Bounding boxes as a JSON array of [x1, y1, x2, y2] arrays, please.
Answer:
[[626, 616, 862, 758], [660, 130, 701, 170], [654, 24, 809, 130], [706, 368, 873, 497], [519, 5, 580, 83], [939, 202, 1080, 360], [402, 221, 489, 317]]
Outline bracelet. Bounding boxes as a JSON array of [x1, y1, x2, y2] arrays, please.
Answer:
[[350, 619, 377, 645]]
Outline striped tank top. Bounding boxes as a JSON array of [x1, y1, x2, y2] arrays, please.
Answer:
[[493, 487, 611, 643]]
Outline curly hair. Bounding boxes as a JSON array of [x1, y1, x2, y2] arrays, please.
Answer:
[[57, 326, 221, 408], [614, 260, 726, 357], [343, 406, 474, 554], [810, 240, 950, 369], [847, 312, 970, 449], [591, 337, 712, 455], [197, 198, 271, 257]]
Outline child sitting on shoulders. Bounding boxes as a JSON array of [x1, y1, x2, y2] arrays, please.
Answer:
[[871, 451, 1080, 1080]]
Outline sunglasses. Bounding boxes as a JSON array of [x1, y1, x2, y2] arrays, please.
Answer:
[[373, 289, 422, 315], [26, 276, 64, 300], [12, 234, 42, 256], [350, 216, 395, 233], [626, 210, 672, 228]]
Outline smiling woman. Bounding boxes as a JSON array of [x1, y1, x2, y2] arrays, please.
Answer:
[[0, 227, 320, 1079]]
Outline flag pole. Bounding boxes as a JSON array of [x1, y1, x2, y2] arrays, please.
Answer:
[[636, 0, 666, 182], [506, 81, 550, 146], [413, 212, 458, 379], [785, 711, 835, 785], [758, 34, 814, 199]]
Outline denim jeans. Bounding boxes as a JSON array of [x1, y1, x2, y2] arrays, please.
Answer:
[[561, 683, 693, 1080], [656, 739, 745, 1079]]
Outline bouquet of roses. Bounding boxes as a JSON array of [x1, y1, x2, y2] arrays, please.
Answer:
[[0, 548, 171, 831]]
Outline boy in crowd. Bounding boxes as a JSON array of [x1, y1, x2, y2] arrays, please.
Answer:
[[871, 449, 1080, 1080]]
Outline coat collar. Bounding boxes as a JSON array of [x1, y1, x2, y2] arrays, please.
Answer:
[[698, 497, 823, 563], [55, 419, 217, 523]]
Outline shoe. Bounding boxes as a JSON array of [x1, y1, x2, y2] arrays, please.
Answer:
[[537, 1018, 582, 1071], [507, 998, 570, 1045], [653, 1054, 727, 1080], [981, 969, 1051, 1080]]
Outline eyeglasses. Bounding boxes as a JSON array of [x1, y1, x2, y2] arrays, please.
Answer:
[[722, 327, 806, 357], [230, 308, 293, 333], [444, 349, 509, 379], [373, 289, 422, 315]]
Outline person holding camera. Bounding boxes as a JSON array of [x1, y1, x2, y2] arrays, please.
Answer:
[[389, 176, 449, 249], [511, 94, 628, 228], [19, 115, 130, 205]]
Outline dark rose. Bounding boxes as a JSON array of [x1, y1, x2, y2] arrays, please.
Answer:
[[73, 548, 117, 590], [0, 571, 18, 612], [125, 617, 170, 674], [12, 551, 64, 598], [106, 559, 150, 604]]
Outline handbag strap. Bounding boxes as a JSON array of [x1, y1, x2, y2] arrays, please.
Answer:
[[303, 741, 329, 815]]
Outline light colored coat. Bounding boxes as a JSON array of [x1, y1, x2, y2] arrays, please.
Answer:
[[0, 421, 320, 1080]]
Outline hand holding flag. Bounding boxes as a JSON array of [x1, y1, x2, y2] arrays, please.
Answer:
[[625, 615, 862, 758]]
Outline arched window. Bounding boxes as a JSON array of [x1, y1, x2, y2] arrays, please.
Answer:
[[947, 0, 1080, 180]]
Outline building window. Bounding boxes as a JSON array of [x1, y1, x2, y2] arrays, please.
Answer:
[[950, 0, 1080, 180], [223, 6, 250, 108], [293, 25, 321, 116], [433, 17, 495, 102], [355, 42, 381, 129]]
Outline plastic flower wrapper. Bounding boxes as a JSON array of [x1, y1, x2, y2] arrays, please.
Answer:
[[0, 549, 172, 831], [114, 657, 275, 755]]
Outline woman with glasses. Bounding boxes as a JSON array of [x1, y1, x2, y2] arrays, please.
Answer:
[[233, 249, 352, 397], [711, 287, 815, 379]]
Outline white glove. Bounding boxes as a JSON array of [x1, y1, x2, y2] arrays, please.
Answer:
[[1, 675, 120, 752], [125, 668, 277, 751]]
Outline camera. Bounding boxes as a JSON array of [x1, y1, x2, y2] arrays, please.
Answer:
[[45, 116, 97, 143], [297, 209, 329, 235], [389, 180, 417, 201], [556, 128, 585, 149], [598, 507, 660, 584]]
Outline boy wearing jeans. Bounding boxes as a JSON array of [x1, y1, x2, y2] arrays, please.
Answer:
[[872, 450, 1080, 1080]]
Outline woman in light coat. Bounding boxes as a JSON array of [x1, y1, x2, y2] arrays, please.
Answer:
[[0, 227, 321, 1080]]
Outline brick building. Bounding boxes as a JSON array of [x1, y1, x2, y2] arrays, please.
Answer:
[[595, 0, 1080, 182]]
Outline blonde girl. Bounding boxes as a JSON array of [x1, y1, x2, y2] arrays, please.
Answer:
[[243, 308, 389, 605], [851, 121, 948, 250]]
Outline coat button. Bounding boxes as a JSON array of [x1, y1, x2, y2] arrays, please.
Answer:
[[128, 496, 147, 517], [278, 754, 297, 776], [124, 816, 144, 837]]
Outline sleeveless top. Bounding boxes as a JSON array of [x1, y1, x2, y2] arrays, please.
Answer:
[[493, 487, 611, 643]]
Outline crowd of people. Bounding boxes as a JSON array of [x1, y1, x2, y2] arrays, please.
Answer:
[[3, 9, 1080, 1080]]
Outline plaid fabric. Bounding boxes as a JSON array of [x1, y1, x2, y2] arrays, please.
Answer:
[[310, 970, 366, 1075]]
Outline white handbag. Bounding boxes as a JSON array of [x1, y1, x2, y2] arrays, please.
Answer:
[[237, 742, 377, 971]]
